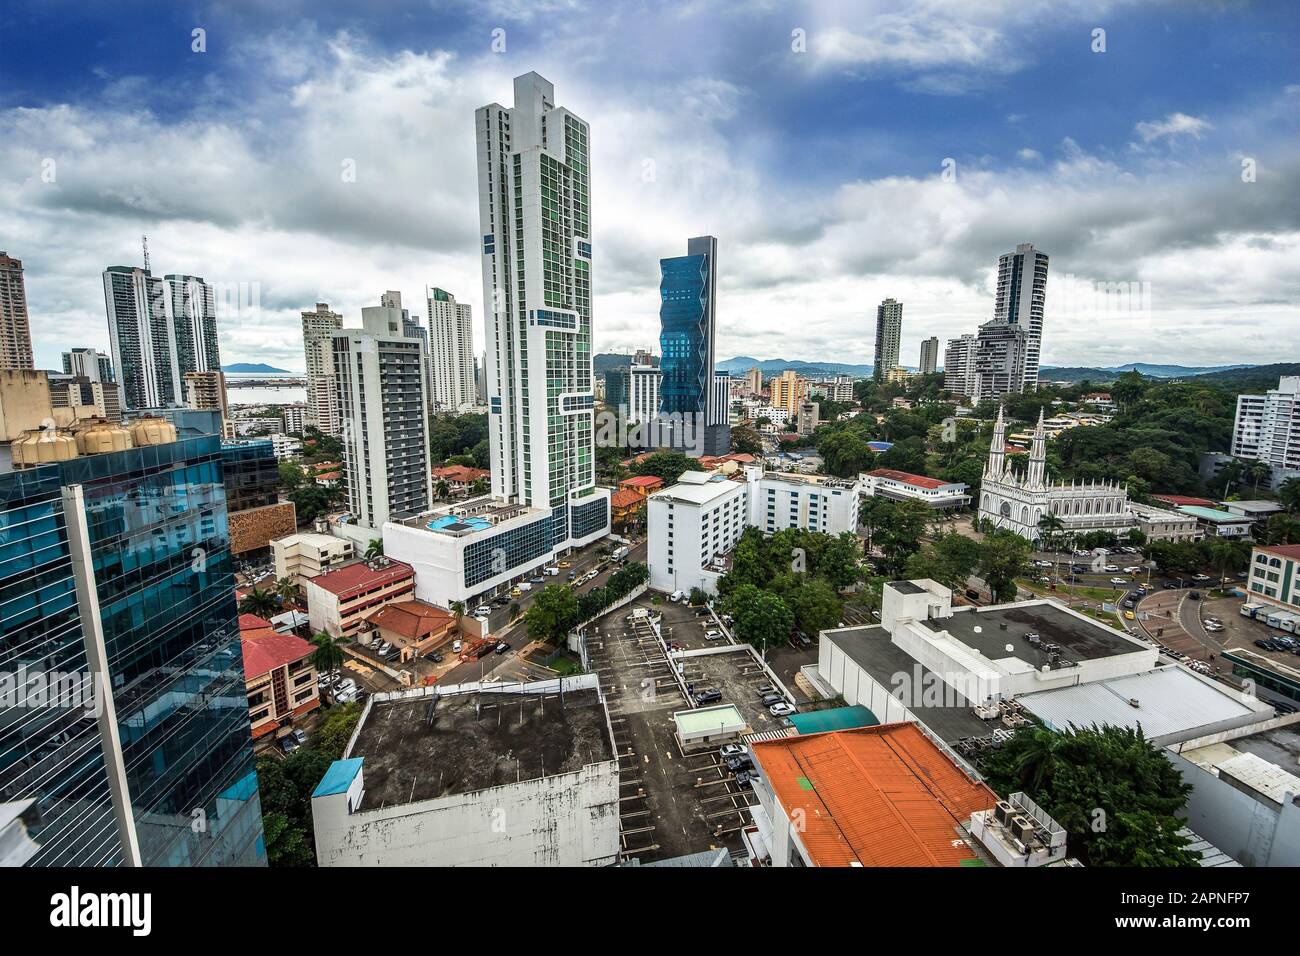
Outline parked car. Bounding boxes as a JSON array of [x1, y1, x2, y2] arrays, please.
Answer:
[[724, 755, 753, 773], [755, 684, 776, 695], [1191, 574, 1212, 583], [719, 743, 748, 759], [557, 561, 572, 568], [494, 641, 510, 655], [705, 630, 725, 641], [1110, 577, 1129, 585], [1203, 622, 1224, 632], [451, 639, 463, 653], [279, 735, 300, 754], [760, 693, 784, 707], [734, 770, 757, 787], [529, 576, 545, 584], [1104, 565, 1120, 573], [695, 689, 722, 705], [769, 701, 796, 717], [426, 650, 444, 663]]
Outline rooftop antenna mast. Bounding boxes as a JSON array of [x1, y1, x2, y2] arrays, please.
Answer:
[[141, 234, 151, 273]]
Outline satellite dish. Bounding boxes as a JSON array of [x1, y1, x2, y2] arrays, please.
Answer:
[[973, 625, 983, 634]]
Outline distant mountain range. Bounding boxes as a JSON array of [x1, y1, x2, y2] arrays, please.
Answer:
[[1040, 362, 1256, 382], [715, 356, 876, 376], [223, 362, 292, 374]]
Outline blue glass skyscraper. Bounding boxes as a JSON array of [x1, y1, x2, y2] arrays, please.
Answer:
[[658, 235, 729, 455], [0, 426, 265, 866]]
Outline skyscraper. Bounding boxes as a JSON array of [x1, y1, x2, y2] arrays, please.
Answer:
[[165, 274, 221, 376], [103, 263, 221, 411], [993, 243, 1049, 390], [770, 369, 807, 417], [103, 265, 172, 409], [0, 252, 34, 369], [0, 410, 265, 866], [62, 347, 114, 383], [334, 303, 433, 531], [428, 287, 475, 412], [1231, 376, 1300, 489], [919, 336, 940, 375], [476, 72, 609, 544], [301, 303, 343, 435], [943, 333, 977, 397], [973, 320, 1028, 402], [658, 235, 728, 455], [873, 298, 903, 381]]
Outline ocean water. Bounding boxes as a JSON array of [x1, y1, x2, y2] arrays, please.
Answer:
[[224, 372, 306, 406]]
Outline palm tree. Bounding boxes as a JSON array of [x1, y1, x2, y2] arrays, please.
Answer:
[[508, 602, 520, 623], [435, 480, 450, 500], [1247, 461, 1273, 497], [1008, 725, 1070, 794], [1207, 538, 1247, 588], [365, 538, 383, 561], [238, 587, 279, 618], [274, 576, 298, 604], [1279, 477, 1300, 515], [311, 630, 345, 676], [449, 600, 465, 632]]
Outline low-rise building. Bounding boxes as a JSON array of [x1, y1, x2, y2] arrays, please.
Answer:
[[1176, 505, 1255, 539], [272, 532, 355, 585], [305, 557, 416, 638], [363, 599, 457, 662], [1127, 502, 1201, 542], [311, 676, 619, 866], [1247, 544, 1300, 611], [240, 613, 320, 743], [268, 433, 302, 460], [648, 471, 749, 596], [431, 464, 490, 495], [746, 467, 861, 536], [746, 722, 998, 867], [862, 468, 971, 509]]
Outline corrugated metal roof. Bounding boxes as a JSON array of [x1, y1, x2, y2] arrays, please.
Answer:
[[788, 705, 878, 735], [751, 723, 997, 867], [1019, 666, 1262, 743]]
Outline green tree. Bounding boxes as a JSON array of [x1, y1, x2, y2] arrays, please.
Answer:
[[239, 587, 279, 618], [310, 630, 345, 675], [278, 459, 304, 492], [313, 702, 362, 761], [630, 450, 700, 486], [365, 538, 383, 560], [435, 479, 450, 499], [905, 532, 982, 591], [449, 600, 465, 631], [275, 576, 298, 604], [774, 575, 842, 638], [978, 725, 1196, 867], [524, 584, 579, 642], [724, 583, 794, 656], [1036, 512, 1065, 552], [1206, 538, 1248, 586], [873, 499, 930, 576], [730, 426, 763, 455], [978, 530, 1031, 602], [1278, 477, 1300, 514]]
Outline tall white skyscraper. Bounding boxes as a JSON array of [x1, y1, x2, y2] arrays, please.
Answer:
[[1232, 376, 1300, 487], [993, 243, 1049, 390], [0, 252, 34, 369], [165, 274, 220, 376], [874, 298, 902, 381], [428, 287, 475, 412], [103, 265, 173, 409], [943, 333, 977, 397], [333, 303, 433, 531], [629, 364, 661, 426], [302, 302, 343, 435], [476, 72, 610, 544]]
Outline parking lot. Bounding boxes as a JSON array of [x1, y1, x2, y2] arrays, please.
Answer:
[[675, 646, 796, 730], [585, 595, 769, 863]]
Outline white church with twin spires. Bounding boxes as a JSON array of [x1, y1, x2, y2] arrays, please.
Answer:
[[978, 406, 1137, 544]]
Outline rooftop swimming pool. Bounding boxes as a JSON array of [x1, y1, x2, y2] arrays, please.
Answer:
[[426, 514, 493, 532]]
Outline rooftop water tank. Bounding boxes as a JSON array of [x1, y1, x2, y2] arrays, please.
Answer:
[[11, 427, 78, 468], [74, 418, 134, 455], [128, 415, 177, 447]]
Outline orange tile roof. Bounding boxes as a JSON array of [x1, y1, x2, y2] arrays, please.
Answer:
[[751, 722, 996, 867], [310, 559, 414, 599], [610, 489, 644, 509], [432, 465, 489, 483], [620, 475, 665, 489], [366, 600, 454, 640]]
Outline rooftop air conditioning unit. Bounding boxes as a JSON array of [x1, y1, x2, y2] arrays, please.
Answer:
[[994, 800, 1015, 825], [1010, 815, 1034, 844], [1128, 698, 1140, 708]]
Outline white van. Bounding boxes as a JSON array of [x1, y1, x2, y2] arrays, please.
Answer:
[[517, 581, 533, 592], [670, 590, 684, 603], [543, 566, 560, 576]]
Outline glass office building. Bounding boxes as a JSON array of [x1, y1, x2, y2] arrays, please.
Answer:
[[659, 236, 728, 455], [0, 433, 265, 866]]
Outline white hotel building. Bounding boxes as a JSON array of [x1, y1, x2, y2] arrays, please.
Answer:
[[383, 74, 609, 605], [648, 466, 864, 596], [1232, 376, 1300, 490]]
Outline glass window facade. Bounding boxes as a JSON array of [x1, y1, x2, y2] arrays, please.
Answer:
[[659, 254, 709, 419], [0, 435, 265, 866]]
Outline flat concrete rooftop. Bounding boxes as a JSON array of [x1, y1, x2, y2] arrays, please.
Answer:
[[825, 626, 995, 743], [350, 684, 614, 810], [1231, 723, 1300, 769], [924, 602, 1147, 666]]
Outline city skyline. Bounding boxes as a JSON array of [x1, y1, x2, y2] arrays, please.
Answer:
[[2, 3, 1297, 373]]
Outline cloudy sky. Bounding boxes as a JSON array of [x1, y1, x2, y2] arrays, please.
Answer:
[[2, 0, 1297, 373]]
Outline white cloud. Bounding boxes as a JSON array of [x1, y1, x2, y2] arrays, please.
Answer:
[[1134, 112, 1213, 144]]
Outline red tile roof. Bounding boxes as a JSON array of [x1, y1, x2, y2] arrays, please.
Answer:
[[366, 600, 454, 640], [751, 723, 996, 867], [866, 468, 950, 490], [620, 475, 665, 489], [610, 489, 644, 509], [1258, 544, 1300, 562], [240, 622, 315, 680], [432, 465, 489, 483], [310, 559, 414, 599], [1152, 494, 1217, 508], [239, 613, 274, 630]]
